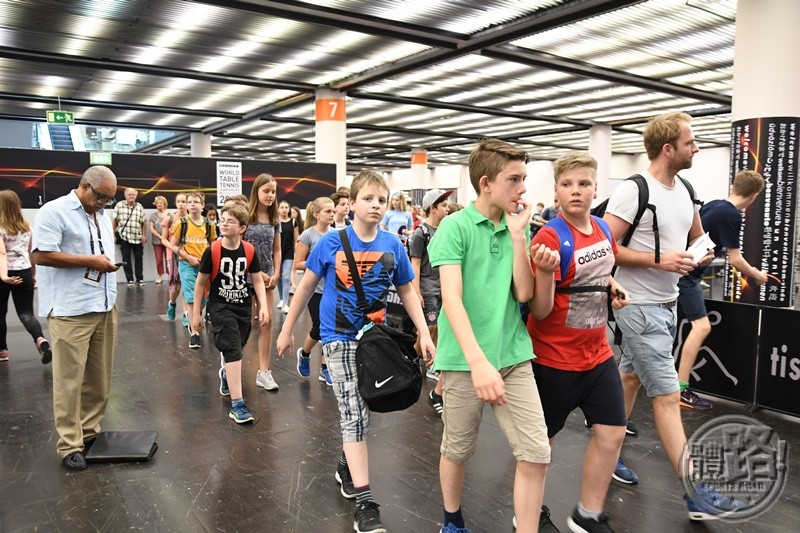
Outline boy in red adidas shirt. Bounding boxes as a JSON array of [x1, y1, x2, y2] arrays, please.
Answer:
[[192, 205, 268, 424], [527, 151, 628, 532]]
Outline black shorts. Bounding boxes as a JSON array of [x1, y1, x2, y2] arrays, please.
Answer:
[[532, 356, 626, 438], [208, 301, 252, 363], [307, 292, 322, 341], [678, 276, 707, 321]]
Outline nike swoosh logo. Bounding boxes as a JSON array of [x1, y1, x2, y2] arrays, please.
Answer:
[[375, 376, 394, 388]]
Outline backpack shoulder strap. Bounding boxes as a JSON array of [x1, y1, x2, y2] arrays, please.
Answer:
[[544, 216, 573, 281], [592, 215, 613, 244], [677, 175, 704, 207], [209, 240, 222, 281], [179, 217, 188, 245], [204, 218, 214, 244], [242, 240, 255, 267], [624, 174, 661, 263]]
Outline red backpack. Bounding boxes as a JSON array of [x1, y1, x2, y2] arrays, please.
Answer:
[[209, 240, 255, 282]]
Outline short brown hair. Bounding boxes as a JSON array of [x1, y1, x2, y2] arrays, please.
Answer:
[[732, 170, 764, 197], [330, 190, 349, 205], [350, 170, 388, 201], [553, 151, 597, 181], [467, 138, 529, 193], [643, 112, 693, 160], [220, 204, 249, 227], [224, 194, 248, 207]]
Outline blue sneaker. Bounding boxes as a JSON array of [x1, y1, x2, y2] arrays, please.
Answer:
[[685, 482, 744, 520], [440, 523, 472, 533], [296, 348, 310, 378], [182, 313, 190, 329], [319, 368, 333, 386], [219, 367, 230, 397], [167, 301, 176, 320], [229, 402, 254, 424], [612, 457, 639, 484]]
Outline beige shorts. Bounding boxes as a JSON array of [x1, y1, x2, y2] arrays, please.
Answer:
[[440, 362, 550, 464]]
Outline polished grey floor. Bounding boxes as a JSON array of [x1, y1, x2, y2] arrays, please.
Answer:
[[0, 284, 797, 532]]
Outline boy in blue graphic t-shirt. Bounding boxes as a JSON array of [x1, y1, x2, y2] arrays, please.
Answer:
[[277, 170, 435, 533]]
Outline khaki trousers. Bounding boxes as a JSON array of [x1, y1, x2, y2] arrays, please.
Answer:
[[49, 308, 117, 457]]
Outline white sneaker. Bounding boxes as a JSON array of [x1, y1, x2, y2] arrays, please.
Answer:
[[283, 305, 289, 314], [277, 300, 284, 309], [256, 369, 279, 391], [426, 368, 439, 381]]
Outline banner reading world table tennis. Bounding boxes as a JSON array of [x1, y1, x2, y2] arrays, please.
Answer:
[[726, 117, 800, 307]]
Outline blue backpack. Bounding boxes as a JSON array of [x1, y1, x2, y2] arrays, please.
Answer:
[[545, 215, 614, 294]]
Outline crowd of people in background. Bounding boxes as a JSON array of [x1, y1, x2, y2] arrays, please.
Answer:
[[2, 112, 763, 533]]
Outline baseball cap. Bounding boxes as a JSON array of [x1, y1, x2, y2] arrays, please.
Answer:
[[422, 189, 453, 210]]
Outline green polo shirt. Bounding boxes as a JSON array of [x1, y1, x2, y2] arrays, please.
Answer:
[[428, 202, 534, 371]]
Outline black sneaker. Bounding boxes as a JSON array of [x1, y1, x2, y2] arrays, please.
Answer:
[[625, 419, 638, 436], [512, 505, 559, 532], [62, 451, 87, 471], [189, 334, 202, 349], [567, 506, 614, 532], [335, 462, 356, 499], [428, 390, 443, 418], [353, 501, 386, 533]]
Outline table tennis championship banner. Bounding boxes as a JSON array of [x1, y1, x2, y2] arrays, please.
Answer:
[[726, 117, 800, 307]]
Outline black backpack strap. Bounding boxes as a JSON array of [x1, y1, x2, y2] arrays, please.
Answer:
[[179, 217, 188, 245], [624, 174, 660, 264], [338, 228, 370, 315]]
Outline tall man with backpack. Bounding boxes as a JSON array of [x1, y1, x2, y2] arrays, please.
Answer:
[[602, 112, 741, 521], [409, 188, 451, 416]]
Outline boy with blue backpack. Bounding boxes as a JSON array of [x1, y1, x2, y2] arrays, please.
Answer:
[[527, 151, 628, 532]]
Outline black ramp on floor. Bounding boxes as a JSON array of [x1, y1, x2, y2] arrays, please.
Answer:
[[84, 431, 158, 463]]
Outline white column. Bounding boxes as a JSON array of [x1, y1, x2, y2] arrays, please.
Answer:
[[588, 124, 612, 204], [315, 88, 347, 185], [190, 132, 211, 157], [410, 148, 429, 189]]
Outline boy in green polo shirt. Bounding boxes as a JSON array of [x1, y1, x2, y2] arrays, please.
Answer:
[[428, 138, 555, 533]]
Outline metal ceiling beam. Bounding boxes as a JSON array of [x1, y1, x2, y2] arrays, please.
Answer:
[[0, 46, 315, 93], [482, 45, 732, 106], [0, 112, 193, 133], [198, 0, 464, 49], [331, 0, 644, 91], [349, 91, 592, 127], [0, 92, 242, 119]]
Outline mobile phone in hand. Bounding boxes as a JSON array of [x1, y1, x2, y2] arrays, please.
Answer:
[[114, 262, 127, 267]]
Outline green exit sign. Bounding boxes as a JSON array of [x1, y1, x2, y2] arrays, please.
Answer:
[[90, 152, 112, 166], [46, 110, 75, 124]]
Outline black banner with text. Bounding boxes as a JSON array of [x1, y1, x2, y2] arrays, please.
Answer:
[[756, 307, 800, 416], [726, 117, 799, 306]]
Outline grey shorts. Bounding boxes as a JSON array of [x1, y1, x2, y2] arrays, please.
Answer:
[[322, 340, 369, 443], [614, 303, 680, 397], [439, 363, 550, 464]]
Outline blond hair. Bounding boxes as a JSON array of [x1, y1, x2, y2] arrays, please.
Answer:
[[643, 112, 693, 160], [468, 138, 529, 193], [553, 151, 597, 181], [350, 170, 388, 202], [248, 173, 279, 225], [304, 197, 335, 230], [153, 195, 168, 209], [186, 191, 205, 203], [0, 190, 30, 235], [732, 170, 765, 197]]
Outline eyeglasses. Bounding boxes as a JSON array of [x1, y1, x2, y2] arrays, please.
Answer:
[[87, 184, 116, 205], [219, 218, 240, 226]]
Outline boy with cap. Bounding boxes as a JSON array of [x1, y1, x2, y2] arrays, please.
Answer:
[[409, 188, 452, 416]]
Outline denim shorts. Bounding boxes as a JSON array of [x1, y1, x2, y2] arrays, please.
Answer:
[[614, 303, 680, 397], [677, 276, 707, 321], [322, 340, 369, 443]]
